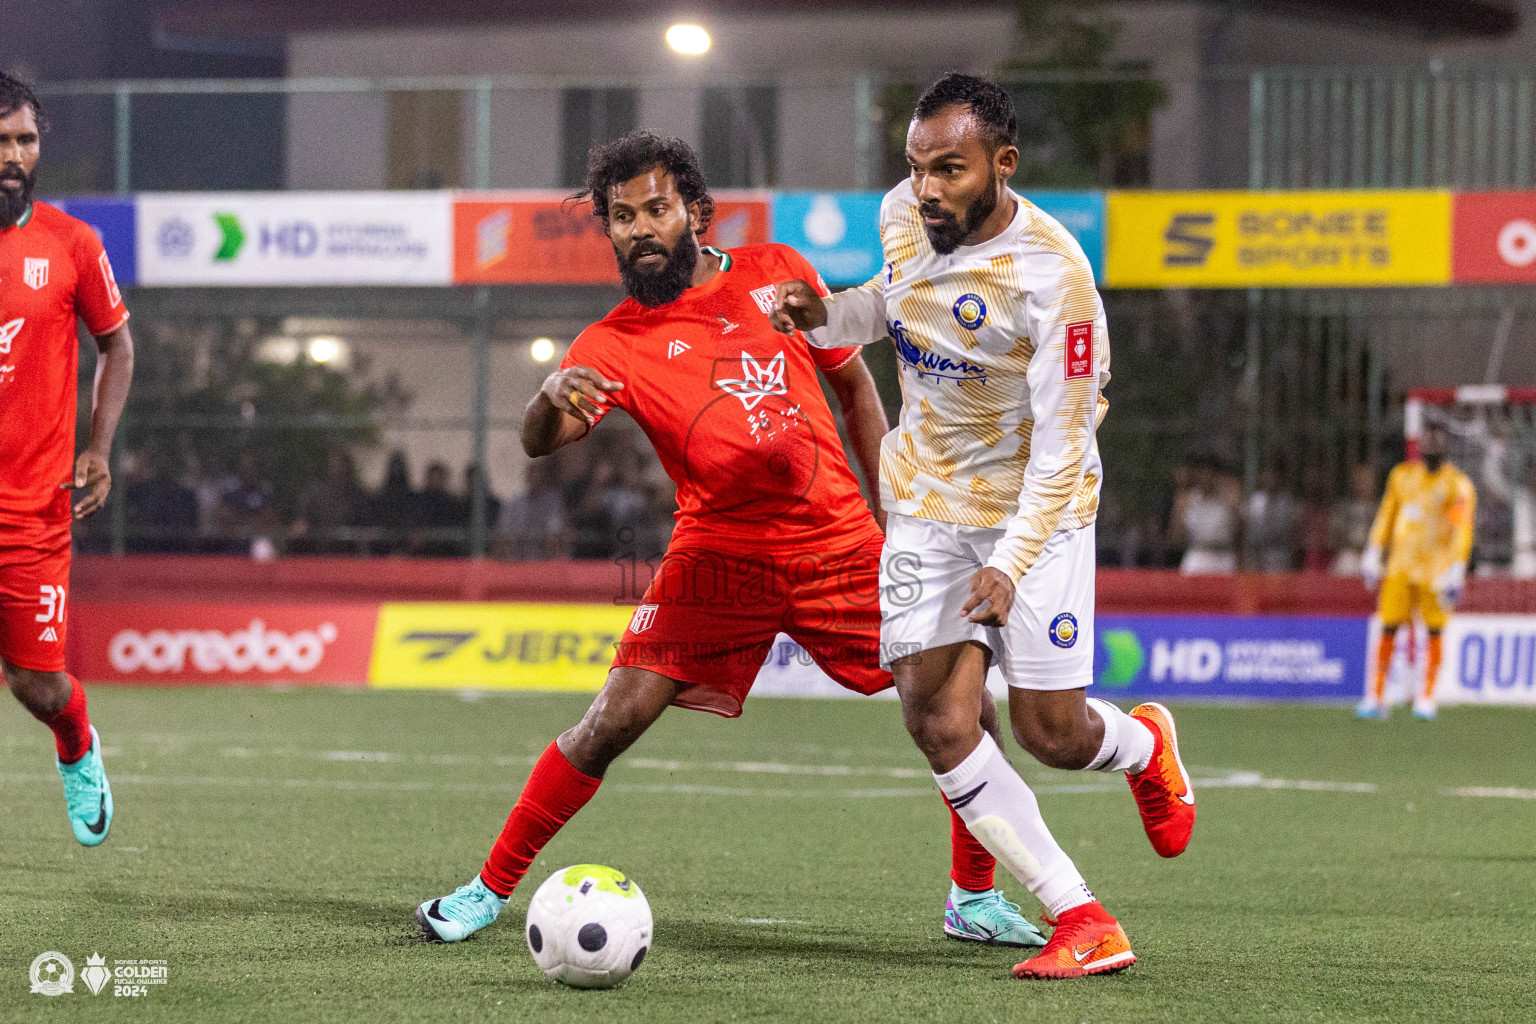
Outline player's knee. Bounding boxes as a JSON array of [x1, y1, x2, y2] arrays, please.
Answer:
[[901, 701, 973, 758], [4, 665, 67, 715], [1010, 718, 1091, 770]]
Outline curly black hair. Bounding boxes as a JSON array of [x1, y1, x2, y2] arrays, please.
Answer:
[[0, 71, 48, 133], [913, 72, 1017, 151], [573, 130, 714, 232]]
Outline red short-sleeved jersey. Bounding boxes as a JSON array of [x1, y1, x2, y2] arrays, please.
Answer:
[[561, 243, 876, 552], [0, 202, 129, 531]]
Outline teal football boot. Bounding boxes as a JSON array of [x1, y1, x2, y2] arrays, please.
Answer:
[[943, 884, 1047, 948], [416, 876, 509, 942], [57, 726, 112, 846]]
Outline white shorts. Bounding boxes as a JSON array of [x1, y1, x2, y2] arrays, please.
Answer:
[[878, 513, 1096, 690]]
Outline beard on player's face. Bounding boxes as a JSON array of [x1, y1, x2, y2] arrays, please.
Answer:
[[0, 164, 35, 229], [920, 183, 998, 256], [616, 226, 699, 307]]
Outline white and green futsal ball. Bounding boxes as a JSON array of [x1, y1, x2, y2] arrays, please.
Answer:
[[525, 864, 653, 989]]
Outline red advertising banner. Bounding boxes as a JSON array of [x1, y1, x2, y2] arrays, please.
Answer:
[[1452, 191, 1536, 283], [452, 190, 770, 284], [69, 603, 379, 685]]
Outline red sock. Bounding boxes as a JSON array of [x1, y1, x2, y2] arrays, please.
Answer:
[[947, 801, 996, 892], [480, 740, 602, 897], [41, 675, 92, 764]]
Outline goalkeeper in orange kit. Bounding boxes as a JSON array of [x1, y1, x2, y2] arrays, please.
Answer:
[[1357, 423, 1476, 721]]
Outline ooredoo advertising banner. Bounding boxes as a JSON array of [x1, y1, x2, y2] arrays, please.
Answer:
[[452, 191, 770, 285], [1105, 190, 1452, 288], [1451, 192, 1536, 283], [71, 604, 378, 684], [136, 193, 454, 286]]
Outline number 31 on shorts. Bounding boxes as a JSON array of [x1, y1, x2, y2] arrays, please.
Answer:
[[36, 584, 66, 624]]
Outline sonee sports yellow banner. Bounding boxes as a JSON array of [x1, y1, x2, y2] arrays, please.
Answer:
[[368, 602, 633, 690], [1105, 190, 1452, 288]]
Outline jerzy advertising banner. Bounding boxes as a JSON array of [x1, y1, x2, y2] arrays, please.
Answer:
[[1105, 190, 1452, 288], [136, 192, 454, 286], [452, 190, 770, 285]]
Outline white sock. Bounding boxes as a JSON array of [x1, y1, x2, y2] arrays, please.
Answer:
[[1085, 698, 1155, 774], [934, 733, 1094, 915]]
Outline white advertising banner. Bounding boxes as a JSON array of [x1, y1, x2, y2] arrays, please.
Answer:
[[136, 192, 453, 286], [1368, 614, 1536, 706]]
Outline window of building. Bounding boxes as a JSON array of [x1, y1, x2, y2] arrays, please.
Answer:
[[560, 88, 639, 187], [702, 86, 778, 187]]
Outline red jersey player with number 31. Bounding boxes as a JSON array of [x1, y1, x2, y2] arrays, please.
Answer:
[[416, 132, 1044, 951], [0, 74, 134, 847]]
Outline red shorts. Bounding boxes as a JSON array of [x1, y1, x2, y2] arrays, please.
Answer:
[[613, 529, 890, 717], [0, 526, 71, 673]]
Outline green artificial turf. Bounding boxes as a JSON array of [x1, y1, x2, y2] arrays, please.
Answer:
[[2, 688, 1534, 1022]]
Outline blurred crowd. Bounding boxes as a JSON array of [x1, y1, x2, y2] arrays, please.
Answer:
[[97, 440, 1531, 577], [1096, 459, 1382, 576], [107, 432, 678, 561]]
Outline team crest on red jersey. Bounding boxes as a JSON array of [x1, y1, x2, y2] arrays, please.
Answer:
[[749, 284, 778, 315], [23, 258, 48, 290], [629, 603, 659, 634], [1065, 321, 1094, 379]]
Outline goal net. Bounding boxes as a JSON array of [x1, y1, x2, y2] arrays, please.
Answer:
[[1407, 386, 1536, 579]]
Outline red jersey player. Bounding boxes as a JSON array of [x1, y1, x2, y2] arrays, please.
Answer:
[[415, 132, 1044, 950], [0, 74, 134, 846]]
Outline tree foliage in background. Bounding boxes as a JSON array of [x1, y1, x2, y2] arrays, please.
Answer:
[[881, 1, 1164, 187], [97, 317, 397, 513]]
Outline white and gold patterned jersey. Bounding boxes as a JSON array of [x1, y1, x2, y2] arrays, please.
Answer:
[[806, 184, 1108, 583]]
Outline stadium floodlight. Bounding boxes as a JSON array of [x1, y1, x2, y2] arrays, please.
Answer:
[[307, 336, 344, 364], [665, 23, 711, 56], [531, 337, 557, 363]]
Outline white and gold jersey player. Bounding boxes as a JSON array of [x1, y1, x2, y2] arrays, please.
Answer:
[[771, 72, 1196, 980]]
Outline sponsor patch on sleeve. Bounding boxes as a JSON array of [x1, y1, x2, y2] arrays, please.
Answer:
[[1065, 321, 1094, 379]]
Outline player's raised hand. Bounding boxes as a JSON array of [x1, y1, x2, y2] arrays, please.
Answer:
[[770, 280, 828, 335], [541, 365, 623, 426], [62, 449, 112, 520], [960, 567, 1015, 627]]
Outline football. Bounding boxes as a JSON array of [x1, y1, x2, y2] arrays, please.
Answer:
[[525, 865, 653, 989]]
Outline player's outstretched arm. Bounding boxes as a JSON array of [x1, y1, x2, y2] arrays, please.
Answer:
[[522, 365, 623, 458], [66, 322, 135, 520], [772, 272, 888, 350]]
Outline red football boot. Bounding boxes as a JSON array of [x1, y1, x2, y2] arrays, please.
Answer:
[[1126, 702, 1196, 858], [1012, 901, 1135, 979]]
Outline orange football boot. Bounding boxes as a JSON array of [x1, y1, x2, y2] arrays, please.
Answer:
[[1126, 701, 1196, 858], [1012, 902, 1134, 979]]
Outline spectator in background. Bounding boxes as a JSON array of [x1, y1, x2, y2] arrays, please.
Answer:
[[212, 448, 282, 558], [124, 448, 198, 553], [460, 463, 502, 537], [1155, 463, 1192, 568], [1245, 468, 1301, 572], [572, 455, 648, 559], [499, 456, 568, 559], [1329, 464, 1378, 577], [1298, 465, 1333, 572], [1176, 460, 1240, 574], [290, 447, 368, 554], [410, 461, 463, 556], [372, 450, 415, 551]]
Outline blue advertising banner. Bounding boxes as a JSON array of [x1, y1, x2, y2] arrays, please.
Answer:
[[1024, 191, 1105, 280], [772, 190, 1105, 287], [56, 198, 137, 286], [1092, 615, 1369, 703], [772, 192, 884, 286]]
